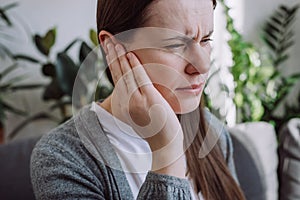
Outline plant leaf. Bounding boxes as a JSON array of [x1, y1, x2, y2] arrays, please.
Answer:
[[79, 41, 93, 63], [263, 27, 279, 43], [90, 29, 98, 47], [0, 9, 12, 26], [263, 36, 277, 51], [10, 84, 45, 91], [278, 40, 294, 54], [42, 63, 56, 77], [265, 22, 281, 34], [1, 100, 27, 116], [43, 78, 64, 100], [79, 42, 99, 82], [13, 54, 40, 63], [2, 2, 18, 11], [274, 54, 289, 66], [0, 63, 18, 79], [34, 28, 56, 56], [270, 16, 283, 26], [63, 38, 81, 52], [55, 52, 79, 96]]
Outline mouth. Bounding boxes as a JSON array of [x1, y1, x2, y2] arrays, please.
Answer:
[[176, 83, 204, 96]]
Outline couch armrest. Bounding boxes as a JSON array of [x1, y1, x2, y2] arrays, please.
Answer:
[[279, 118, 300, 200], [229, 122, 279, 200]]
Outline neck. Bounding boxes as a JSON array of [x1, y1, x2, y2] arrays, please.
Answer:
[[97, 95, 112, 114]]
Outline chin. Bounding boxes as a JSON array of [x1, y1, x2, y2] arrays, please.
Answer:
[[173, 96, 201, 114]]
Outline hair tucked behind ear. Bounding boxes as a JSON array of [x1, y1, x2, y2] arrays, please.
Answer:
[[97, 0, 246, 199]]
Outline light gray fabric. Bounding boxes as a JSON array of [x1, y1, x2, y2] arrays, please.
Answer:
[[279, 118, 300, 200], [30, 105, 238, 200], [229, 122, 279, 200]]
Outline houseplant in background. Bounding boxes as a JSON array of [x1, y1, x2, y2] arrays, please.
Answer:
[[203, 1, 300, 199], [205, 1, 300, 133], [0, 2, 43, 143], [8, 28, 112, 139]]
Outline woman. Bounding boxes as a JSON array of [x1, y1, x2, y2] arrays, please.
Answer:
[[31, 0, 246, 199]]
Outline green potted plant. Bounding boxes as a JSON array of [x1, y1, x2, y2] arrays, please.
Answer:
[[0, 2, 43, 143], [8, 28, 112, 139], [205, 1, 299, 133]]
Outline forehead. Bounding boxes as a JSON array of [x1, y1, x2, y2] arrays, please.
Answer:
[[145, 0, 214, 36]]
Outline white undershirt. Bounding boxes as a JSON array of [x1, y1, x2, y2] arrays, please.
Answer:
[[91, 102, 203, 200]]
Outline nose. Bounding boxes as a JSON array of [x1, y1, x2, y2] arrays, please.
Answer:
[[184, 42, 211, 75]]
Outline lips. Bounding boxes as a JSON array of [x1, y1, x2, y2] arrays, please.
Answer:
[[176, 83, 204, 95]]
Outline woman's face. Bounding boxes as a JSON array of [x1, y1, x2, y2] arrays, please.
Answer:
[[127, 0, 214, 114]]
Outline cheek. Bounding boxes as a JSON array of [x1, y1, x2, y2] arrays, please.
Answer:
[[153, 84, 181, 112], [134, 49, 182, 87]]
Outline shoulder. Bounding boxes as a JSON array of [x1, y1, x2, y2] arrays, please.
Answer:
[[30, 111, 106, 199], [31, 117, 87, 168]]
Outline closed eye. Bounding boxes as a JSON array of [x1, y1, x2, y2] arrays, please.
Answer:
[[201, 38, 213, 44]]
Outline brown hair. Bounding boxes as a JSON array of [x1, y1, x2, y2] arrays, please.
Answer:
[[97, 0, 246, 199]]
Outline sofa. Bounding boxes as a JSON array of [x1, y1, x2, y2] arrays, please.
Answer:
[[0, 119, 299, 200]]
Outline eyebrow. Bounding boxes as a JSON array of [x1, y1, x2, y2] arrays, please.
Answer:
[[163, 30, 214, 42]]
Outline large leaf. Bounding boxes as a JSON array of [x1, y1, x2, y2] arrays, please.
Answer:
[[79, 41, 93, 63], [55, 52, 79, 96], [79, 41, 99, 81], [34, 28, 56, 56]]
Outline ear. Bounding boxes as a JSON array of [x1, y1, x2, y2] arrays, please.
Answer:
[[98, 30, 118, 55]]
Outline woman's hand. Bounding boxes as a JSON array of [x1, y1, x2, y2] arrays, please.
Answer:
[[105, 40, 185, 177]]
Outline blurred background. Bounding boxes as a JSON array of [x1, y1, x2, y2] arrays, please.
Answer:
[[0, 0, 299, 200], [1, 0, 299, 141]]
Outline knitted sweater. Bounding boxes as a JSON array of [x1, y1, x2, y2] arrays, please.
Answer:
[[30, 105, 238, 200]]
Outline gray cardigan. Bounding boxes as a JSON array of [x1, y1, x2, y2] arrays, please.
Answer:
[[30, 105, 238, 200]]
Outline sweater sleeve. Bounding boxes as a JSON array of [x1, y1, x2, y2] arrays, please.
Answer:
[[30, 135, 106, 200], [137, 171, 192, 200]]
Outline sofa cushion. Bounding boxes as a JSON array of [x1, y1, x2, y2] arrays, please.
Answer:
[[279, 118, 300, 200], [0, 136, 40, 200]]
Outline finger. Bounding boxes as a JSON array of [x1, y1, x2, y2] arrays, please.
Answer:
[[115, 44, 131, 74], [106, 43, 123, 85], [115, 44, 138, 93], [127, 52, 153, 94]]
